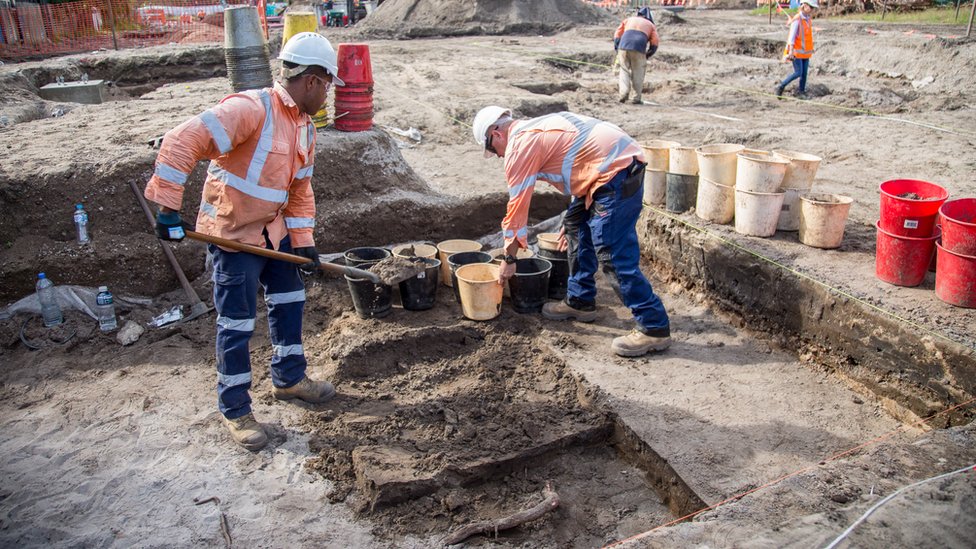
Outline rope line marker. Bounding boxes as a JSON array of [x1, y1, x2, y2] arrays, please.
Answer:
[[602, 396, 976, 548]]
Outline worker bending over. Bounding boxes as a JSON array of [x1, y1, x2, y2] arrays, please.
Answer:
[[145, 32, 345, 451], [613, 7, 659, 104], [472, 107, 672, 357]]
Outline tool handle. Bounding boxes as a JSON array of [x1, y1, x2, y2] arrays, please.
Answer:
[[184, 231, 382, 283]]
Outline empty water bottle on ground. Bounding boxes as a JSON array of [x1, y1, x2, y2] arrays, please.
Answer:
[[36, 273, 63, 327], [74, 204, 90, 244], [95, 286, 117, 332]]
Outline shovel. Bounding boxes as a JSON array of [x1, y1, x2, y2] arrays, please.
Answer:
[[184, 231, 384, 284]]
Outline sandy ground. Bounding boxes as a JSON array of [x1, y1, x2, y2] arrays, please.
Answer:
[[1, 7, 975, 548]]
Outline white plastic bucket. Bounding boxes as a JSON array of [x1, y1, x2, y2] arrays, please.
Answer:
[[735, 188, 786, 237], [696, 143, 744, 186], [437, 239, 483, 287], [799, 193, 854, 249], [640, 140, 680, 172], [736, 151, 789, 193], [773, 149, 822, 191], [668, 146, 699, 176], [776, 187, 805, 231], [643, 170, 667, 205], [455, 263, 503, 321], [696, 178, 735, 224], [393, 242, 438, 259]]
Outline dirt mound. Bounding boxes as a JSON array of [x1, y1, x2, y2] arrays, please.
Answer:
[[360, 0, 612, 38]]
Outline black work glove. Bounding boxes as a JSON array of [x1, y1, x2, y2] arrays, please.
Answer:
[[293, 246, 321, 274], [155, 211, 192, 241], [646, 44, 658, 59]]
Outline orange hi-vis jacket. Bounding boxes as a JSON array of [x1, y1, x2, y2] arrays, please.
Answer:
[[145, 83, 317, 250], [614, 16, 659, 53], [791, 15, 814, 59], [501, 112, 646, 249]]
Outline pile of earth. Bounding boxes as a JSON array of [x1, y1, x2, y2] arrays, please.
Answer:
[[359, 0, 613, 38]]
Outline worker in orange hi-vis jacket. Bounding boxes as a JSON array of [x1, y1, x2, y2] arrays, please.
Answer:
[[777, 0, 817, 98], [613, 6, 659, 104], [144, 32, 345, 452], [472, 106, 673, 358]]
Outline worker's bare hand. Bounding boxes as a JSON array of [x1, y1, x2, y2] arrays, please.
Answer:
[[557, 227, 568, 252], [498, 261, 516, 284]]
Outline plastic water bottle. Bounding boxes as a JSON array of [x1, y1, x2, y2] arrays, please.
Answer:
[[95, 286, 117, 332], [36, 273, 63, 327], [74, 204, 90, 244]]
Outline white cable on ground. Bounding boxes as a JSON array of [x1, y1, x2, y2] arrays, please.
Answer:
[[822, 463, 976, 549]]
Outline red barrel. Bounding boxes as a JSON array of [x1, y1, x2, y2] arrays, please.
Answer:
[[335, 43, 373, 132], [878, 179, 948, 237], [935, 242, 976, 308], [939, 198, 976, 256], [875, 221, 940, 287]]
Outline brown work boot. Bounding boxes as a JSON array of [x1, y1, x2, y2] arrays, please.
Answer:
[[611, 330, 672, 357], [542, 300, 597, 322], [272, 376, 336, 404], [222, 412, 268, 451]]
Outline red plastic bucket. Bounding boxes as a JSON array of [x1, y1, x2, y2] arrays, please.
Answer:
[[337, 43, 373, 85], [935, 242, 976, 308], [878, 179, 948, 237], [875, 221, 940, 287], [939, 198, 976, 256]]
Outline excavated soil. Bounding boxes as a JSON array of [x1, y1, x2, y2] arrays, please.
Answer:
[[1, 7, 975, 548]]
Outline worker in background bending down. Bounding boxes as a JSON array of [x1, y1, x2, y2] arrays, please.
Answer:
[[472, 106, 672, 357], [613, 7, 659, 104], [144, 32, 345, 451]]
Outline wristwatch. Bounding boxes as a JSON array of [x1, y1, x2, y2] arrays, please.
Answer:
[[503, 254, 517, 265]]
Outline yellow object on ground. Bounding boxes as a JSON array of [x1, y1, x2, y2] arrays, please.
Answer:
[[282, 12, 318, 46]]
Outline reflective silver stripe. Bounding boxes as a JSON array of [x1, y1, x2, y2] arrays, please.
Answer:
[[272, 344, 304, 357], [265, 289, 306, 305], [208, 163, 289, 203], [295, 165, 314, 179], [503, 227, 528, 240], [597, 136, 638, 173], [200, 201, 217, 218], [285, 217, 315, 229], [216, 316, 255, 332], [217, 371, 252, 387], [509, 177, 536, 200], [244, 91, 275, 186], [155, 162, 189, 186], [205, 91, 288, 204], [199, 110, 232, 154], [559, 112, 600, 196]]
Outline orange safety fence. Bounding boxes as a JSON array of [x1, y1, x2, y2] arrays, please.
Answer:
[[582, 0, 689, 7], [0, 0, 267, 61]]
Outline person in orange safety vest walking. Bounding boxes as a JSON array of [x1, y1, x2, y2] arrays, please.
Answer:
[[776, 0, 817, 98], [613, 6, 659, 104], [472, 106, 672, 357], [144, 32, 345, 451]]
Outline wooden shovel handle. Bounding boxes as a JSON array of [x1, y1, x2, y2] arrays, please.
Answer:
[[184, 231, 381, 283]]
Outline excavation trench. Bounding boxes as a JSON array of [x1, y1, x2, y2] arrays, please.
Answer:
[[299, 318, 705, 544]]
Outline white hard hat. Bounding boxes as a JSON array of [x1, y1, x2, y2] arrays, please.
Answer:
[[278, 32, 345, 86], [472, 106, 511, 157], [800, 0, 818, 7]]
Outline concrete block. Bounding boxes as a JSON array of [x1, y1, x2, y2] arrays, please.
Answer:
[[39, 80, 106, 105]]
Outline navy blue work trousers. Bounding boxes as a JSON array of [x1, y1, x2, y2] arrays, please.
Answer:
[[210, 235, 307, 419]]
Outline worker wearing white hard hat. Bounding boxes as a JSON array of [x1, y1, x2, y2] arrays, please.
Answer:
[[144, 31, 343, 452], [472, 106, 673, 358], [777, 0, 817, 98]]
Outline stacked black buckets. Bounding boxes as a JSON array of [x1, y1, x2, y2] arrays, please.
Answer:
[[223, 6, 273, 92]]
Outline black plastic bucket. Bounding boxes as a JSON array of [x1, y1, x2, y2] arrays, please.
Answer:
[[344, 261, 392, 319], [666, 173, 699, 213], [536, 248, 568, 300], [508, 258, 552, 313], [449, 251, 493, 303], [343, 247, 391, 267], [398, 258, 440, 311]]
